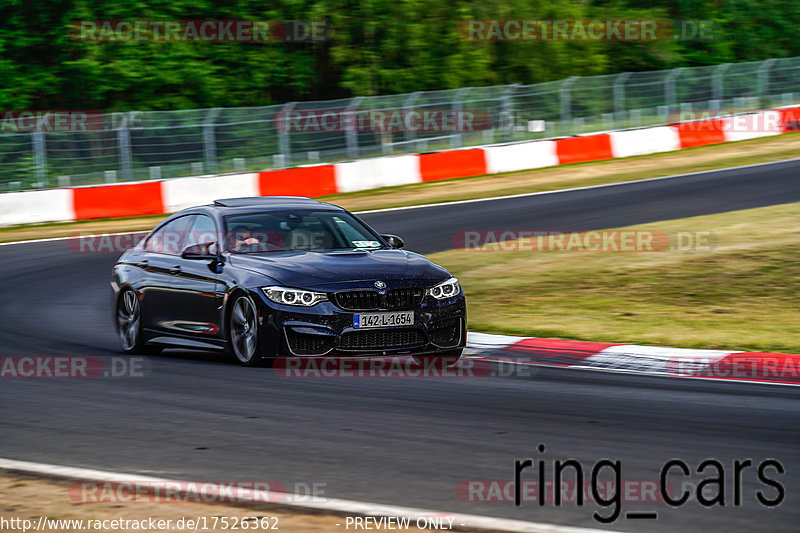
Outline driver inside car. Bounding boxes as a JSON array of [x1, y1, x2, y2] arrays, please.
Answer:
[[229, 224, 287, 252], [230, 228, 264, 252]]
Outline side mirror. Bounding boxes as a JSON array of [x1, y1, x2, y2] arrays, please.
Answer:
[[380, 234, 405, 249], [182, 242, 216, 260]]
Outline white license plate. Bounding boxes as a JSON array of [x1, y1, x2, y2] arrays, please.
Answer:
[[354, 311, 414, 329]]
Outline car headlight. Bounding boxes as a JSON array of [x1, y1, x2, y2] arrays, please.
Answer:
[[262, 286, 328, 306], [426, 277, 461, 300]]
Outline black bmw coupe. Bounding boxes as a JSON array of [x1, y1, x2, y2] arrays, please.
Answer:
[[112, 197, 466, 366]]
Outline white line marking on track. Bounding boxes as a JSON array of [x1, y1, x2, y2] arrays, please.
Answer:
[[0, 458, 620, 533]]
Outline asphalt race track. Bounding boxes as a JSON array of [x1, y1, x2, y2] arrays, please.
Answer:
[[2, 160, 800, 532]]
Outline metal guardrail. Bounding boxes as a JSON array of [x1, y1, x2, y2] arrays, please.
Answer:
[[3, 56, 800, 191]]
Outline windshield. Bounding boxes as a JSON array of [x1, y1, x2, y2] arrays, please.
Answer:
[[224, 210, 384, 253]]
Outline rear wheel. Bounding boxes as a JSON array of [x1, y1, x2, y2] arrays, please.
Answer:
[[229, 294, 263, 366], [413, 349, 463, 369]]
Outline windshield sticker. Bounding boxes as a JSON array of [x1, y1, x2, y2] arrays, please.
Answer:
[[352, 240, 382, 248]]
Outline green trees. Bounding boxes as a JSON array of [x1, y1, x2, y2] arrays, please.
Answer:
[[0, 0, 798, 110]]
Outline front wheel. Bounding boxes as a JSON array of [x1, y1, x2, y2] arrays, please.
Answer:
[[116, 288, 160, 354], [228, 294, 264, 366], [413, 349, 463, 369]]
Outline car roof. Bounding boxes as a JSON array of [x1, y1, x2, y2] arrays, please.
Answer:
[[163, 197, 344, 224], [207, 196, 344, 215], [213, 196, 331, 208]]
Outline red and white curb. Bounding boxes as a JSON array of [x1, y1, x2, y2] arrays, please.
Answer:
[[0, 458, 618, 533], [467, 332, 800, 386]]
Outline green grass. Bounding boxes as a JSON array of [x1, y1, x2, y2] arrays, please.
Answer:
[[428, 202, 800, 353]]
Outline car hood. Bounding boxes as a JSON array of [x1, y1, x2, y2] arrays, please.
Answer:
[[228, 249, 450, 288]]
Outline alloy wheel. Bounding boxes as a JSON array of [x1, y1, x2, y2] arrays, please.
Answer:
[[117, 290, 140, 351], [231, 296, 258, 363]]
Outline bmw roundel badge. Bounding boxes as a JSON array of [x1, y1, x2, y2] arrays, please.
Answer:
[[374, 281, 386, 289]]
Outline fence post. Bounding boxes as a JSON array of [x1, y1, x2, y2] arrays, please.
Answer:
[[344, 97, 363, 160], [613, 72, 632, 128], [712, 63, 731, 102], [499, 84, 518, 142], [32, 131, 47, 185], [757, 59, 778, 106], [276, 102, 296, 166], [452, 87, 469, 149], [665, 67, 683, 116], [403, 91, 422, 149], [494, 83, 520, 143], [117, 112, 133, 180], [560, 76, 579, 133], [203, 107, 221, 174]]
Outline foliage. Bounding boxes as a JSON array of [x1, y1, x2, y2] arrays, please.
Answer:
[[0, 0, 798, 109]]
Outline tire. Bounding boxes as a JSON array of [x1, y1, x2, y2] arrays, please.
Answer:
[[228, 294, 264, 366], [413, 349, 463, 369], [116, 288, 160, 355]]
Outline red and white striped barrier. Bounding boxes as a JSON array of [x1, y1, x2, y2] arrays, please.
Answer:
[[2, 106, 799, 227], [467, 332, 800, 386], [162, 172, 260, 213], [609, 126, 681, 158], [484, 140, 559, 173], [0, 189, 75, 226], [334, 155, 421, 192]]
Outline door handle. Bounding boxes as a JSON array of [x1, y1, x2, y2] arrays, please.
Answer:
[[169, 265, 182, 275], [139, 259, 149, 268]]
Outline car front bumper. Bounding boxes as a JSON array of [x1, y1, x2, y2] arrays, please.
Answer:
[[252, 289, 466, 357]]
